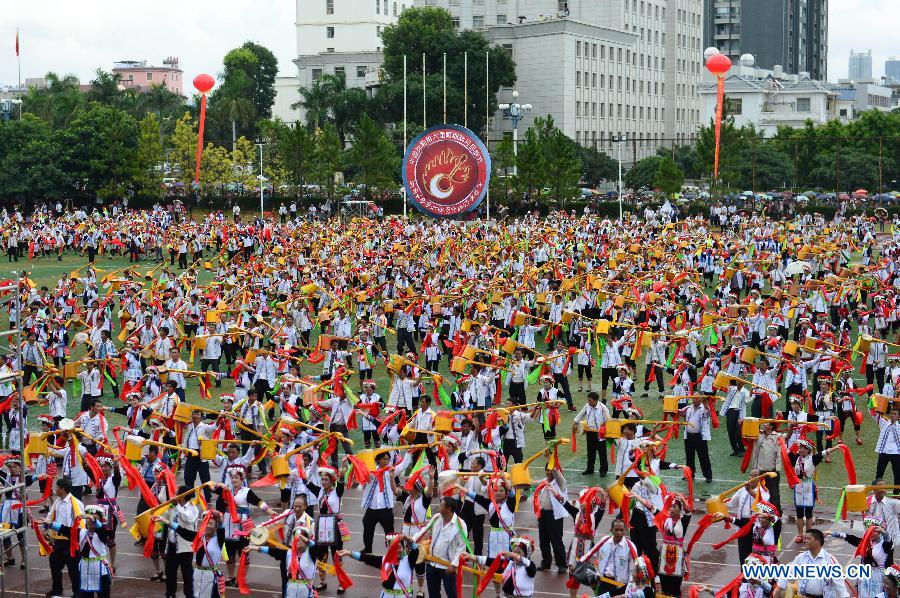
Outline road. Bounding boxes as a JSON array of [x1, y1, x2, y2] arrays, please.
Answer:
[[0, 471, 869, 597]]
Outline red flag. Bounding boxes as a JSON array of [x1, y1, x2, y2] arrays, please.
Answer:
[[237, 551, 251, 595], [778, 436, 800, 488], [476, 557, 503, 595], [333, 554, 354, 590], [15, 30, 19, 57]]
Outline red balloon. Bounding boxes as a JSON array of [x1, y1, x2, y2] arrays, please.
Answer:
[[705, 53, 732, 75], [193, 73, 215, 94]]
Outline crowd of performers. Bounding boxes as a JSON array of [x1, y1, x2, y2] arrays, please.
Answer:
[[1, 206, 900, 598]]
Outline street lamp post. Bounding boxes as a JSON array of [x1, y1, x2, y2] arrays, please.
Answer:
[[255, 141, 266, 220], [612, 133, 626, 221], [498, 90, 532, 177]]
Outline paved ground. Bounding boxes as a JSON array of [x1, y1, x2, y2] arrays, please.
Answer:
[[0, 470, 869, 598]]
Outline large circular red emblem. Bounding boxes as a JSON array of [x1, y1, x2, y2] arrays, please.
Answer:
[[402, 124, 491, 218]]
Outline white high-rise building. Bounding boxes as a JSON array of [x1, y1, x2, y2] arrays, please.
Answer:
[[273, 0, 408, 125], [848, 49, 873, 81], [417, 0, 703, 164]]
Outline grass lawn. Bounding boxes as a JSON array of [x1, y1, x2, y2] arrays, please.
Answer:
[[4, 252, 879, 509]]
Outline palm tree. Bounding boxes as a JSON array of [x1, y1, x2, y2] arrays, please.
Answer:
[[220, 96, 255, 153], [87, 69, 123, 105], [21, 72, 86, 129], [294, 75, 334, 130]]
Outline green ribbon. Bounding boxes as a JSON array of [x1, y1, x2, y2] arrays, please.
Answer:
[[438, 385, 452, 409], [834, 488, 846, 524]]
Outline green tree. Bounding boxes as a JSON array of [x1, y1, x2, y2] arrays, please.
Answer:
[[311, 124, 343, 200], [61, 104, 139, 199], [654, 155, 684, 196], [266, 119, 315, 188], [345, 115, 397, 200], [656, 144, 699, 180], [133, 113, 166, 201], [239, 41, 279, 121], [625, 156, 662, 191], [296, 75, 333, 131], [694, 109, 751, 188], [0, 116, 69, 201], [218, 43, 278, 118], [295, 73, 369, 145], [21, 72, 86, 129], [378, 7, 516, 136], [810, 147, 880, 192], [735, 141, 794, 191], [515, 125, 545, 199], [579, 146, 617, 187], [169, 113, 199, 187], [86, 69, 123, 106], [489, 135, 517, 204], [538, 118, 581, 206]]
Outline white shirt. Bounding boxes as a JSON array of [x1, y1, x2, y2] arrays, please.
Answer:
[[419, 514, 467, 569], [574, 402, 608, 430], [876, 416, 900, 455], [165, 359, 188, 388], [594, 536, 637, 584], [776, 549, 849, 598], [682, 403, 712, 440]]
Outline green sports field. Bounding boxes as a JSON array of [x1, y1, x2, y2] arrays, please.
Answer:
[[4, 251, 879, 509]]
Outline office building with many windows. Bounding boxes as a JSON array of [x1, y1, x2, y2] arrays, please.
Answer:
[[418, 0, 702, 164], [702, 0, 828, 81], [273, 0, 409, 125]]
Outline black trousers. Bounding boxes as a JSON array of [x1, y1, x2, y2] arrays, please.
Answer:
[[726, 409, 743, 453], [629, 514, 659, 570], [538, 511, 566, 568], [659, 574, 682, 597], [50, 541, 80, 596], [471, 514, 485, 556], [553, 373, 573, 409], [22, 365, 39, 386], [585, 432, 608, 475], [502, 438, 524, 464], [643, 364, 665, 392], [867, 365, 887, 393], [684, 433, 713, 481], [183, 456, 211, 501], [426, 564, 457, 598], [735, 517, 753, 564], [876, 453, 900, 490], [509, 381, 526, 405], [362, 507, 395, 553], [166, 550, 194, 598], [397, 329, 417, 355], [201, 358, 221, 386]]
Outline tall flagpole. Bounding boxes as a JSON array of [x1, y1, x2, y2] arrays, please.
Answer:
[[16, 28, 22, 118], [442, 53, 447, 123], [464, 51, 468, 128], [403, 54, 408, 218], [485, 51, 490, 221], [422, 53, 426, 129]]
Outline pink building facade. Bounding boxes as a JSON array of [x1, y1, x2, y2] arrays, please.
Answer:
[[112, 58, 183, 95]]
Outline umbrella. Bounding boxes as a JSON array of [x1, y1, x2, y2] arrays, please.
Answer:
[[742, 190, 753, 196], [803, 191, 817, 198], [785, 261, 810, 275], [854, 189, 868, 195]]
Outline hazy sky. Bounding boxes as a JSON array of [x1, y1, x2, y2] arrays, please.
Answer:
[[1, 0, 897, 90]]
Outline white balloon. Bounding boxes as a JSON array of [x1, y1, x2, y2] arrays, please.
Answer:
[[428, 174, 453, 199], [704, 47, 720, 60]]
